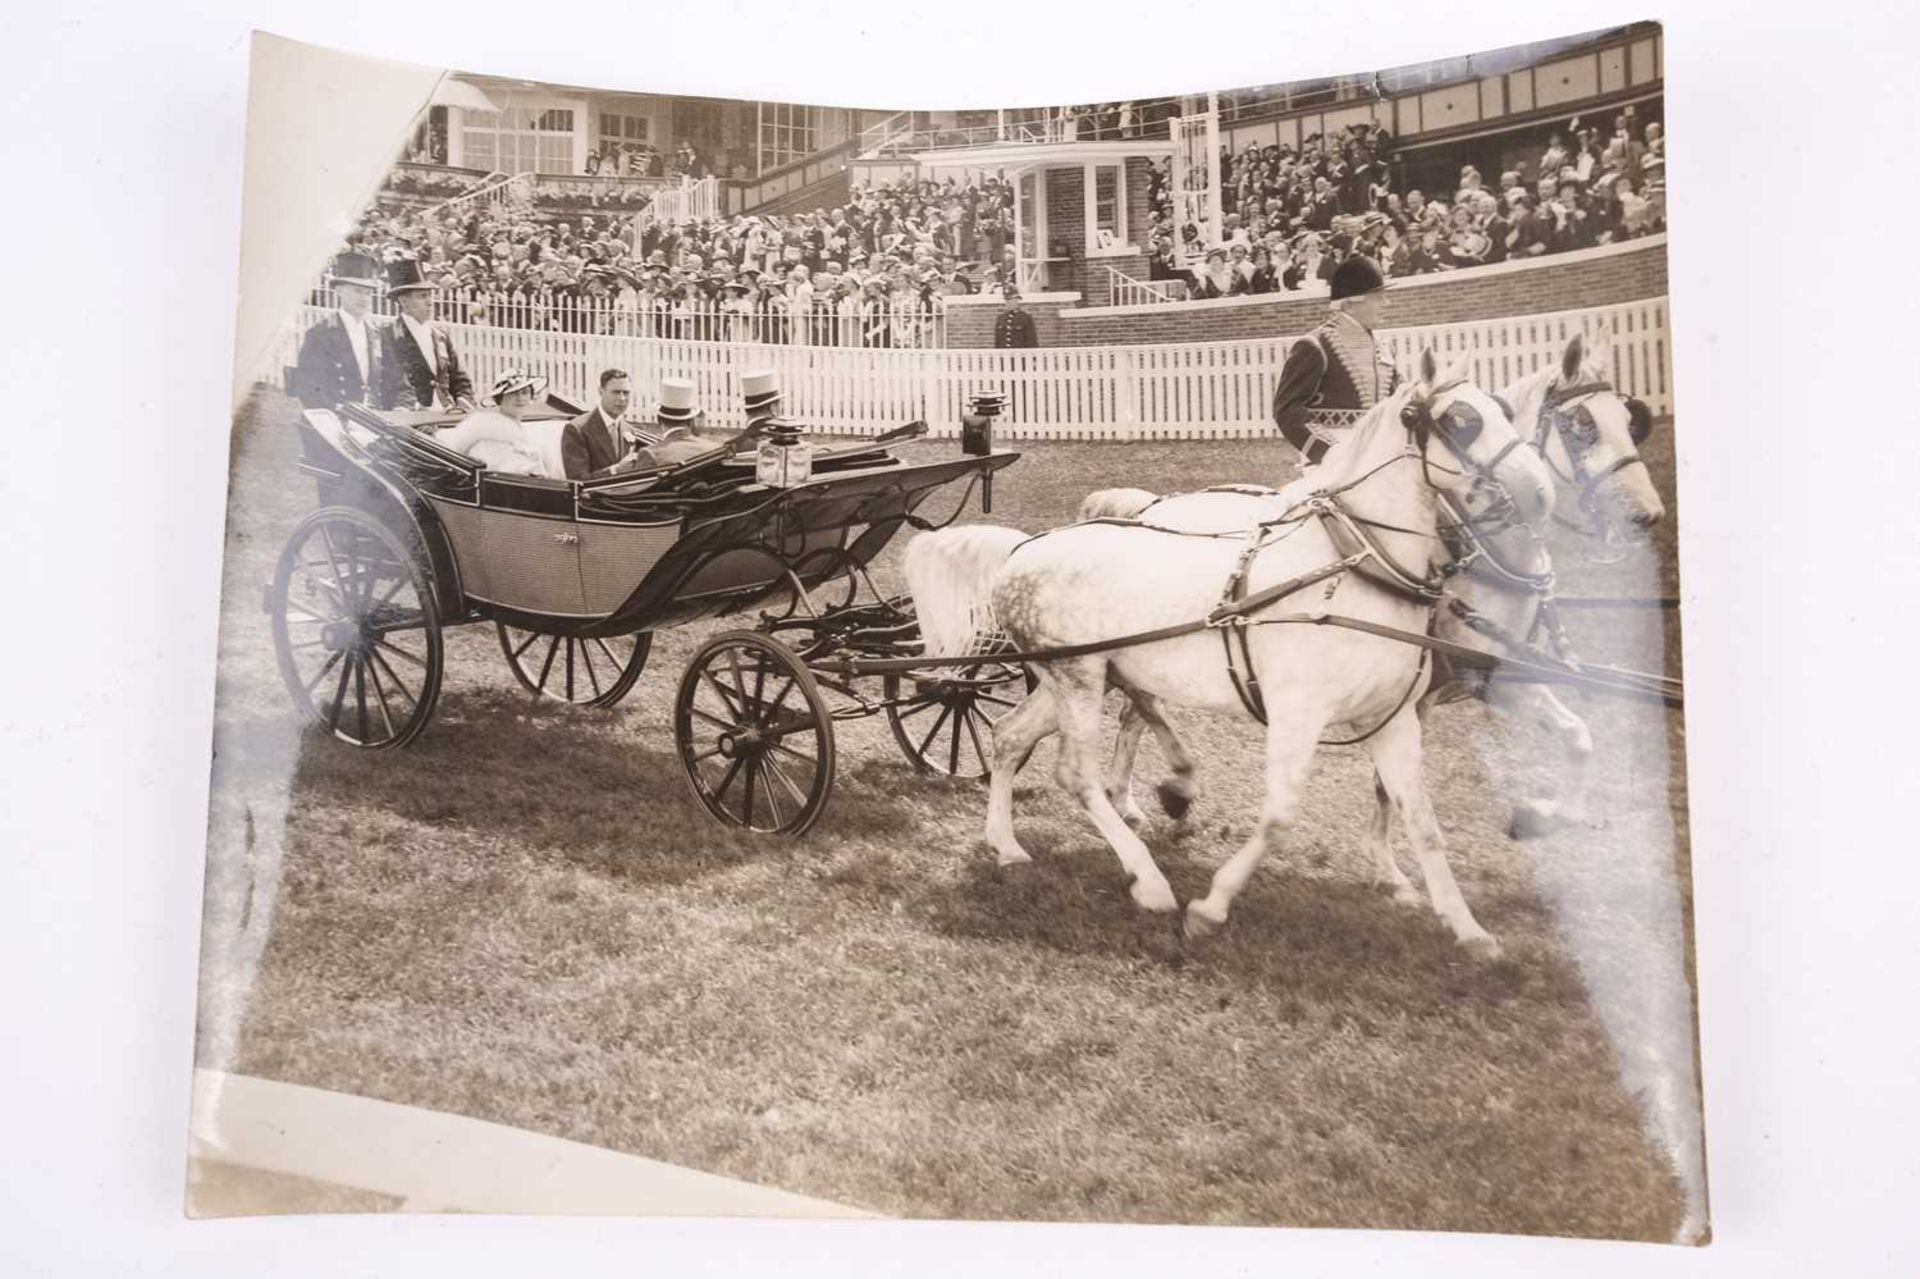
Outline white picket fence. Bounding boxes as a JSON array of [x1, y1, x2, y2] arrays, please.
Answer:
[[275, 296, 1670, 438]]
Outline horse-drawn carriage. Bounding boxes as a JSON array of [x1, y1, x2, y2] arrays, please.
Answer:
[[268, 394, 1021, 835]]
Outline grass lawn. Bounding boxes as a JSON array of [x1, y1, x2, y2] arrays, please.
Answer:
[[195, 388, 1697, 1238]]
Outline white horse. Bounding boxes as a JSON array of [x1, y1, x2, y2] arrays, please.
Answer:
[[904, 353, 1553, 953], [1090, 334, 1665, 849]]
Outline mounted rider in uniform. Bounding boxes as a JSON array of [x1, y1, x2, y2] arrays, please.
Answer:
[[1270, 254, 1397, 466]]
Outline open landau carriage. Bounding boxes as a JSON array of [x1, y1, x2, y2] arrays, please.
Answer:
[[269, 393, 1020, 835]]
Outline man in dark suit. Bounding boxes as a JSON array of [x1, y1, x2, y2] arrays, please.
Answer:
[[292, 251, 387, 410], [993, 290, 1038, 348], [561, 368, 636, 479], [378, 258, 474, 411]]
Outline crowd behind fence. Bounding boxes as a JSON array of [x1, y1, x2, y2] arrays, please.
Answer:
[[276, 296, 1669, 438], [304, 284, 946, 348]]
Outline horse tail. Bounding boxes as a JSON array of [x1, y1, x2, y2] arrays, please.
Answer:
[[903, 525, 1029, 659], [1077, 487, 1159, 522]]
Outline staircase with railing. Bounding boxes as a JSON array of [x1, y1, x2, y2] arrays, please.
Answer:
[[1100, 264, 1185, 307]]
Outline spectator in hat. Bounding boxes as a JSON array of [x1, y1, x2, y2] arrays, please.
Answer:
[[293, 251, 388, 410]]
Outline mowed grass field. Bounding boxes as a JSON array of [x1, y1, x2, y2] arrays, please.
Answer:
[[198, 388, 1695, 1238]]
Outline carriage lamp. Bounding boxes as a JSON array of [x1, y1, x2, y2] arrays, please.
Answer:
[[963, 393, 1004, 511], [755, 416, 812, 488]]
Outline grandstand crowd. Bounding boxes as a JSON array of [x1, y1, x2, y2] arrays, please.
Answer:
[[1149, 109, 1666, 297], [326, 110, 1666, 343]]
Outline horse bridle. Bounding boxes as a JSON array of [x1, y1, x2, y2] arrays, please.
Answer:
[[1401, 376, 1534, 550], [1531, 379, 1654, 496]]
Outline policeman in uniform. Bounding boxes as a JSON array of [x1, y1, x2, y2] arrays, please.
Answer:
[[1270, 253, 1397, 466]]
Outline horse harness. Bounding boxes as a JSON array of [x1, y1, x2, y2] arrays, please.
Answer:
[[1534, 378, 1654, 531]]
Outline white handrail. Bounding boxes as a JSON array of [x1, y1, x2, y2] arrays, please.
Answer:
[[1101, 264, 1181, 306]]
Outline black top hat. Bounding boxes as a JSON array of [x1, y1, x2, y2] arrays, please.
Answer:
[[329, 251, 382, 290], [1329, 253, 1386, 301], [386, 257, 434, 294], [968, 393, 1006, 416]]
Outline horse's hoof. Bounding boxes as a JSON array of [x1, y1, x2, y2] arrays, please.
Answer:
[[1507, 803, 1559, 841], [994, 847, 1034, 869], [1115, 799, 1149, 829], [1130, 877, 1179, 914], [1183, 900, 1226, 939], [1459, 933, 1503, 961], [1155, 780, 1193, 821], [1382, 882, 1420, 907]]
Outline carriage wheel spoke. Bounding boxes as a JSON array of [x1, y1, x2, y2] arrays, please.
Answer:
[[755, 676, 796, 727], [365, 653, 398, 739], [535, 634, 562, 692], [510, 627, 543, 661], [751, 758, 785, 828], [565, 637, 577, 700], [893, 697, 941, 721], [915, 703, 955, 761], [377, 638, 427, 669], [947, 704, 964, 773], [761, 751, 809, 811], [976, 692, 1022, 711], [593, 638, 625, 673], [742, 759, 759, 828], [326, 655, 353, 731], [688, 704, 740, 733], [578, 640, 603, 698], [700, 670, 751, 721], [711, 753, 745, 808], [963, 706, 989, 774], [368, 646, 418, 709], [354, 659, 371, 742], [767, 738, 818, 769], [312, 526, 352, 604], [302, 650, 344, 696], [367, 571, 408, 617]]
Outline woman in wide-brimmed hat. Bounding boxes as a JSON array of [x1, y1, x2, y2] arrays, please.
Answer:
[[433, 367, 553, 476]]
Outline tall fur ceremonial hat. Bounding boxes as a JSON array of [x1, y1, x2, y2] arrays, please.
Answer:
[[741, 368, 782, 411], [657, 378, 698, 424], [1329, 253, 1386, 300], [328, 250, 382, 289]]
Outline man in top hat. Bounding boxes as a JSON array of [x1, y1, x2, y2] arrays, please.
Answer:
[[292, 250, 388, 410], [378, 258, 474, 412], [1269, 253, 1396, 467]]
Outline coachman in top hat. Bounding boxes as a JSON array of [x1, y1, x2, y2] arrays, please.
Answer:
[[1269, 254, 1397, 466]]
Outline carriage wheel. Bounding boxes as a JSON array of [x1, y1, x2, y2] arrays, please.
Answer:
[[883, 661, 1033, 779], [496, 624, 652, 707], [674, 631, 836, 835], [270, 506, 443, 749]]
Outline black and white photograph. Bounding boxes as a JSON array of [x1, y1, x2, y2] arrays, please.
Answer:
[[177, 23, 1713, 1239]]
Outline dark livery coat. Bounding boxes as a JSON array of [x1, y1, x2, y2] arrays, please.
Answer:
[[1270, 314, 1399, 465], [382, 317, 474, 410], [292, 311, 386, 411], [993, 308, 1038, 348]]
